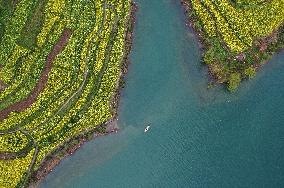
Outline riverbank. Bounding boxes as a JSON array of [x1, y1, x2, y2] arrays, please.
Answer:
[[180, 0, 284, 91], [27, 2, 137, 188], [180, 0, 213, 82], [36, 0, 284, 187]]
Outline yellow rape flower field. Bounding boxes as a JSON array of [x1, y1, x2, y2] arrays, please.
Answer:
[[0, 0, 134, 187], [184, 0, 284, 91]]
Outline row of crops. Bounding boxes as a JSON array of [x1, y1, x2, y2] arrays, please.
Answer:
[[187, 0, 284, 91], [0, 0, 133, 187]]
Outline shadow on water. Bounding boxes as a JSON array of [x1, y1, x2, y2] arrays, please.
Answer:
[[40, 0, 284, 187]]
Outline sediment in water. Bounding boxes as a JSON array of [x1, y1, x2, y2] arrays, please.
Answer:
[[27, 2, 137, 188]]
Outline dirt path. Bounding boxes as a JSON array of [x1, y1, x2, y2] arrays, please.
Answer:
[[35, 1, 108, 131], [0, 29, 72, 121], [27, 2, 137, 187], [0, 80, 7, 92]]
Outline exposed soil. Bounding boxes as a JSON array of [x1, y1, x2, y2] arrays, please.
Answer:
[[0, 29, 72, 121], [0, 148, 31, 160], [32, 134, 89, 181], [258, 31, 278, 52], [27, 3, 137, 187], [0, 80, 7, 91], [0, 151, 17, 160], [0, 131, 34, 160]]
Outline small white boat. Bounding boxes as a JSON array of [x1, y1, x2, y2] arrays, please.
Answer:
[[144, 125, 150, 133]]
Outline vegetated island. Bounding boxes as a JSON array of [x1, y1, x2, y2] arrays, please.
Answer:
[[182, 0, 284, 91], [0, 0, 136, 187]]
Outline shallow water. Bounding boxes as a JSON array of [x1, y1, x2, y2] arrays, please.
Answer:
[[40, 0, 284, 187]]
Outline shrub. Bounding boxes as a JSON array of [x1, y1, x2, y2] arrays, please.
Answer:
[[228, 72, 241, 91]]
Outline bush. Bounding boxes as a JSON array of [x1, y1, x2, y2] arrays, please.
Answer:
[[228, 72, 241, 92], [244, 66, 256, 79]]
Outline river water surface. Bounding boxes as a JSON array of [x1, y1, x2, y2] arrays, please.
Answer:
[[40, 0, 284, 187]]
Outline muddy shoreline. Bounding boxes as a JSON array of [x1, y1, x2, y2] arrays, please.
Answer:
[[180, 0, 217, 84], [27, 2, 137, 188], [180, 0, 207, 52]]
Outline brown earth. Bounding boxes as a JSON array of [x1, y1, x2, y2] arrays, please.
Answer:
[[0, 29, 72, 121], [0, 80, 7, 91], [259, 31, 278, 52], [28, 3, 137, 187]]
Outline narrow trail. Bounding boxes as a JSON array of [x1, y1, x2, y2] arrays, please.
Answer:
[[32, 0, 109, 133], [0, 2, 123, 187], [0, 129, 37, 160], [0, 80, 7, 91], [0, 29, 72, 163], [0, 0, 109, 162], [0, 1, 108, 135], [0, 29, 72, 121]]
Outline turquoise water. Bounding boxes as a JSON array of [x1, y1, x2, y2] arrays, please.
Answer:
[[40, 0, 284, 187]]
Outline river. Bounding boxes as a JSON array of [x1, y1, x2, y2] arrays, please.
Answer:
[[40, 0, 284, 187]]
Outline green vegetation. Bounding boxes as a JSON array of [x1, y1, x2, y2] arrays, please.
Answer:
[[185, 0, 284, 91], [244, 66, 256, 79], [17, 0, 46, 49], [0, 0, 133, 187], [0, 0, 16, 42], [228, 73, 241, 92]]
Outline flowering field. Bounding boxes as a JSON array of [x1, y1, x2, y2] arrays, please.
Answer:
[[186, 0, 284, 91], [0, 0, 132, 187]]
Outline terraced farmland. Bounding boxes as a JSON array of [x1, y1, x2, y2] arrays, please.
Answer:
[[0, 0, 134, 187], [183, 0, 284, 91]]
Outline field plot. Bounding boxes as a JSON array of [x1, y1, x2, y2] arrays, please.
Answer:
[[185, 0, 284, 91], [0, 0, 132, 187]]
